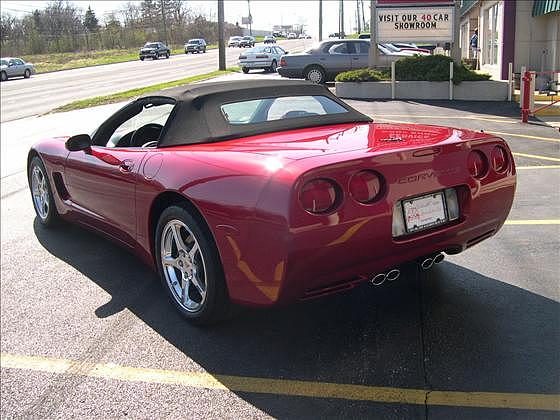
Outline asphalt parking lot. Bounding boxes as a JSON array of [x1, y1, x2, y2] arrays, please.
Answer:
[[1, 76, 559, 418]]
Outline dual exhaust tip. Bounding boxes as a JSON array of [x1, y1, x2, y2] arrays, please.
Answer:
[[370, 253, 445, 286], [371, 268, 400, 286], [420, 253, 445, 270]]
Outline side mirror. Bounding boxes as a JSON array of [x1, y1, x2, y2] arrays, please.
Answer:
[[284, 51, 289, 54], [65, 134, 92, 152]]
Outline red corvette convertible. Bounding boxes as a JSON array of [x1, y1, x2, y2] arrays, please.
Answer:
[[28, 80, 516, 324]]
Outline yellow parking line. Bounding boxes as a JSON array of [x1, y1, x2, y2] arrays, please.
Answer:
[[505, 220, 560, 225], [513, 152, 560, 162], [516, 165, 560, 170], [1, 353, 559, 411], [487, 131, 560, 143]]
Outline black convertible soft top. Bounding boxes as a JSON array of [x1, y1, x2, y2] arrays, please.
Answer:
[[139, 80, 372, 147]]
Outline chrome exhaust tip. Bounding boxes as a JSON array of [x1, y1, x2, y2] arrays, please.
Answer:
[[433, 253, 445, 264], [371, 273, 386, 286], [420, 258, 434, 270], [386, 268, 400, 282]]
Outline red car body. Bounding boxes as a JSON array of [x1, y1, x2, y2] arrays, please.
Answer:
[[30, 120, 516, 308]]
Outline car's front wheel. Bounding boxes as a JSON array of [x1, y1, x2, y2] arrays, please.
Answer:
[[24, 69, 31, 78], [304, 65, 326, 84], [28, 156, 59, 227], [242, 67, 249, 74], [155, 205, 230, 325], [140, 56, 145, 61], [166, 52, 170, 59], [1, 71, 7, 81]]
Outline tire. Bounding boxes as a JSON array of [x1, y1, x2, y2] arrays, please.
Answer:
[[269, 60, 277, 73], [304, 65, 326, 84], [1, 71, 7, 81], [166, 52, 170, 59], [28, 156, 59, 227], [24, 69, 31, 78], [203, 47, 206, 53], [140, 56, 145, 61], [155, 205, 230, 325], [154, 54, 159, 60], [242, 67, 249, 74]]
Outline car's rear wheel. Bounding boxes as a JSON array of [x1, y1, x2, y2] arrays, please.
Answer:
[[1, 71, 7, 81], [155, 205, 230, 325], [269, 60, 277, 73], [242, 67, 249, 74], [304, 65, 326, 84], [28, 156, 59, 227], [24, 69, 31, 78]]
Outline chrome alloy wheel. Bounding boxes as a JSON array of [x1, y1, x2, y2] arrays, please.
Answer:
[[307, 68, 323, 83], [31, 165, 49, 220], [160, 219, 207, 312]]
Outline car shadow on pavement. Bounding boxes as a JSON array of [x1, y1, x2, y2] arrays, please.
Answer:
[[34, 220, 560, 418]]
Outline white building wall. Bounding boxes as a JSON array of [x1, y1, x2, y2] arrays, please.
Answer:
[[514, 3, 559, 73]]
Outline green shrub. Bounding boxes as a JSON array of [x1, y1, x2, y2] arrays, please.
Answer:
[[395, 54, 491, 84], [335, 68, 387, 82]]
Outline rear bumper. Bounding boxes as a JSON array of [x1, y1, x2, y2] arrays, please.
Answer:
[[278, 67, 303, 78], [219, 137, 516, 308], [240, 60, 273, 68]]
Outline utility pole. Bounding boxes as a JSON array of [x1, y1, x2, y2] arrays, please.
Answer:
[[360, 0, 366, 31], [218, 0, 225, 70], [356, 0, 361, 34], [247, 0, 252, 36], [160, 0, 168, 45], [319, 0, 323, 41], [340, 0, 344, 38], [368, 0, 378, 68]]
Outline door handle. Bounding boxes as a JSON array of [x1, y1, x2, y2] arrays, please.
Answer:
[[119, 160, 134, 173]]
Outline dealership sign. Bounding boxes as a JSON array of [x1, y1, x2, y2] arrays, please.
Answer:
[[376, 6, 455, 42]]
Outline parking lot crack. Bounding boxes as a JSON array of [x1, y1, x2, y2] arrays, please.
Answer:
[[417, 267, 431, 420]]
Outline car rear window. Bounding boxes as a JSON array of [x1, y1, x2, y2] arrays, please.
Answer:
[[220, 95, 348, 125]]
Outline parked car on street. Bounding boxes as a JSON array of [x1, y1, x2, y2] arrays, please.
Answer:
[[184, 38, 207, 54], [228, 36, 243, 47], [28, 79, 516, 324], [1, 57, 35, 81], [287, 32, 297, 39], [263, 35, 276, 44], [139, 42, 170, 60], [239, 45, 286, 73], [239, 36, 256, 47], [278, 39, 411, 84]]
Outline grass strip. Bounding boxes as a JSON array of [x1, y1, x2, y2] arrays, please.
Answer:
[[51, 67, 240, 113]]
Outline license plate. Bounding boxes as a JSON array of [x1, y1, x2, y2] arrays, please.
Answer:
[[403, 192, 448, 233]]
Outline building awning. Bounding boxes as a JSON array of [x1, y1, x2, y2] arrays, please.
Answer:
[[532, 0, 560, 16]]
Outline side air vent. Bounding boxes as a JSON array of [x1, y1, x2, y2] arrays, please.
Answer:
[[52, 172, 70, 201]]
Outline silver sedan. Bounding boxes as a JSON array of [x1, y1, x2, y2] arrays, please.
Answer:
[[239, 45, 286, 74], [1, 57, 35, 81]]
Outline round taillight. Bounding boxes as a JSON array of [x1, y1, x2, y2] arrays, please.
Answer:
[[300, 179, 340, 214], [491, 145, 508, 172], [468, 150, 488, 179], [349, 170, 383, 203]]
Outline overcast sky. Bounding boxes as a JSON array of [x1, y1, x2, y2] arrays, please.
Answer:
[[1, 0, 370, 36]]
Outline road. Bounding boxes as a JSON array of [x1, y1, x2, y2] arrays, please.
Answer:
[[0, 39, 310, 122], [1, 94, 559, 418]]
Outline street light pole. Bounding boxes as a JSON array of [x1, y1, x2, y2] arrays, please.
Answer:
[[368, 0, 378, 68], [218, 0, 225, 70], [247, 0, 252, 36], [319, 0, 323, 41]]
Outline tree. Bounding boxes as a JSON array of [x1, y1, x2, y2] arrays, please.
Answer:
[[84, 6, 99, 32]]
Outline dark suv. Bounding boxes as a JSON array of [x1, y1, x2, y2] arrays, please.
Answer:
[[239, 36, 255, 48], [184, 39, 207, 54], [139, 42, 170, 60]]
